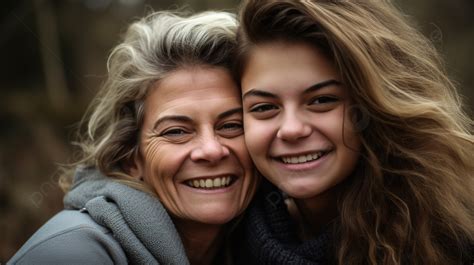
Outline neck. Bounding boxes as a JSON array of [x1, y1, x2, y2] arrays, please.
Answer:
[[289, 184, 343, 238], [173, 219, 225, 265]]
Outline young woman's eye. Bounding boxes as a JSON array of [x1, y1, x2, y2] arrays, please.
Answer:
[[311, 96, 338, 105], [249, 104, 278, 113]]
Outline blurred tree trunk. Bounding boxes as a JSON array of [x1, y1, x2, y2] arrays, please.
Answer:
[[34, 0, 70, 112]]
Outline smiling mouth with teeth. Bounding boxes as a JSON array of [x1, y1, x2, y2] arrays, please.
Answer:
[[185, 176, 234, 189], [280, 151, 328, 164]]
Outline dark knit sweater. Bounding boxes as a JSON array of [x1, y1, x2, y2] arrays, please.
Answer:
[[233, 180, 335, 265], [232, 180, 474, 265]]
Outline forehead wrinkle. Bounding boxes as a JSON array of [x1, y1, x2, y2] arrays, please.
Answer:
[[152, 96, 241, 124], [161, 94, 239, 108], [154, 68, 238, 99]]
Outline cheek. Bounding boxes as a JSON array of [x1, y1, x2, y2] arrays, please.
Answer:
[[142, 140, 186, 192], [244, 118, 275, 157], [335, 107, 361, 175], [341, 130, 361, 176], [318, 106, 360, 147], [342, 106, 362, 152], [225, 137, 258, 211], [226, 136, 253, 170]]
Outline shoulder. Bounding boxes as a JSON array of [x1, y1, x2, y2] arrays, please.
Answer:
[[8, 210, 128, 265]]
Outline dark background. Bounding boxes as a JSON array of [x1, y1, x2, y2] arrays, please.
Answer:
[[1, 0, 472, 261]]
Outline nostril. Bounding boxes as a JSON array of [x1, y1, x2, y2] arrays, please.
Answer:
[[277, 122, 311, 141], [190, 140, 230, 162]]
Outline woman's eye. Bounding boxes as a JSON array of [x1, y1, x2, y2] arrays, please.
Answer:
[[220, 122, 243, 131], [219, 122, 243, 138], [311, 96, 338, 105], [161, 128, 188, 137], [249, 104, 278, 113]]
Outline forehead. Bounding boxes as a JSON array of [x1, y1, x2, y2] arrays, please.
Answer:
[[242, 41, 339, 92], [145, 66, 241, 116]]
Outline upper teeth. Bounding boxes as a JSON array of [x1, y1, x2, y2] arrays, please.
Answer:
[[186, 176, 232, 189], [281, 152, 324, 164]]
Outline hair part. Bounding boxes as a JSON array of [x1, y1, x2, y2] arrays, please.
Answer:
[[60, 10, 239, 195], [237, 1, 474, 264]]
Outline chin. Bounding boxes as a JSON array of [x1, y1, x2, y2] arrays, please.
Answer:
[[196, 215, 236, 225], [193, 208, 240, 225], [280, 181, 326, 199]]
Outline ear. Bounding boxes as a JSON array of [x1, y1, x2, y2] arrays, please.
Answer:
[[123, 147, 144, 181]]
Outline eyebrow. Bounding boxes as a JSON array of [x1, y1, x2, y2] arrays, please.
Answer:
[[303, 79, 341, 94], [153, 115, 193, 130], [242, 79, 341, 100], [242, 90, 277, 100], [217, 107, 243, 120], [153, 107, 243, 130]]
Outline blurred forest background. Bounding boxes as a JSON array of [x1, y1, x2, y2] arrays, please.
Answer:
[[1, 0, 472, 261]]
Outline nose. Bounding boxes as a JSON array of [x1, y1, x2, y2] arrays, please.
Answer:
[[190, 134, 230, 163], [277, 111, 312, 141]]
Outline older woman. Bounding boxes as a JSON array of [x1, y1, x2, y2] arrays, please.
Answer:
[[9, 10, 257, 265], [233, 0, 473, 265]]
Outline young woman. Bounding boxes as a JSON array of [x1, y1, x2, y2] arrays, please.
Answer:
[[234, 1, 473, 264], [9, 11, 257, 265]]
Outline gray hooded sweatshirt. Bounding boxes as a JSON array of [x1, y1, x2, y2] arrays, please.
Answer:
[[8, 166, 190, 265]]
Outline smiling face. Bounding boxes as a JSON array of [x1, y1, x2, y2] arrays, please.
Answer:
[[132, 66, 256, 225], [241, 41, 360, 199]]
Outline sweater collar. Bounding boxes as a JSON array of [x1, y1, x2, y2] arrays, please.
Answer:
[[241, 179, 334, 265], [64, 166, 190, 265]]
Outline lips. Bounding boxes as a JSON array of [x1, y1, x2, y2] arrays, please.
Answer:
[[277, 150, 331, 164], [184, 175, 235, 189]]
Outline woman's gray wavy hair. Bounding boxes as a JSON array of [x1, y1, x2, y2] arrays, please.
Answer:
[[60, 10, 238, 192]]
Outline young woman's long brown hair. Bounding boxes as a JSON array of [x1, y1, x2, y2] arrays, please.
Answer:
[[236, 1, 474, 264]]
